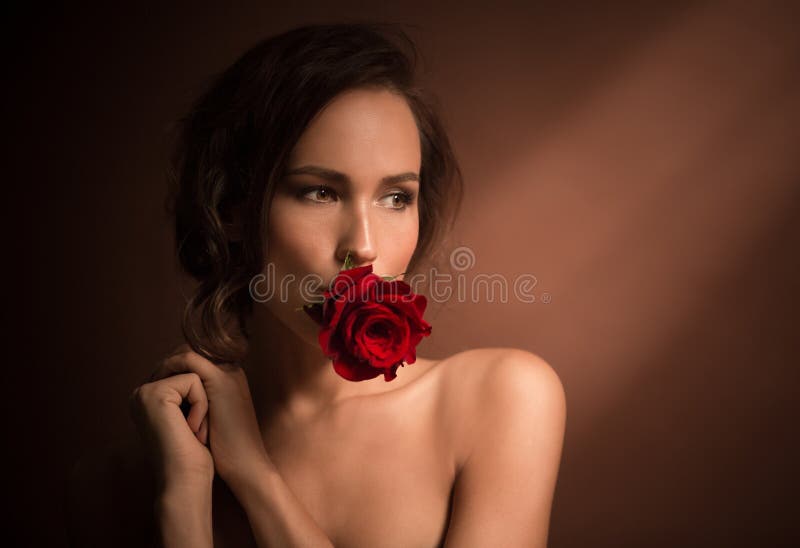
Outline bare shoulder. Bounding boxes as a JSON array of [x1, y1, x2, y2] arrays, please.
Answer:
[[436, 346, 565, 402], [66, 436, 158, 547], [433, 347, 567, 471], [431, 348, 566, 545]]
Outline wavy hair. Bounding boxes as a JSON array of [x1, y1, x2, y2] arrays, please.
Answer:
[[166, 22, 464, 364]]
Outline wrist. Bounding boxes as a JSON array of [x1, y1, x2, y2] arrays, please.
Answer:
[[156, 487, 213, 548], [158, 485, 212, 510], [160, 476, 213, 498], [223, 453, 275, 501]]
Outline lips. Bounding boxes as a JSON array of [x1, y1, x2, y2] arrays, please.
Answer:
[[303, 263, 432, 382], [311, 269, 394, 296]]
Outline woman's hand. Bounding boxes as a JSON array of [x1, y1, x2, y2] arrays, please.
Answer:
[[129, 360, 214, 493], [145, 344, 272, 490]]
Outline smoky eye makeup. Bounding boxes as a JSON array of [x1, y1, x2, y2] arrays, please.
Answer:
[[387, 188, 416, 205], [295, 185, 417, 209], [296, 184, 337, 202], [283, 177, 417, 205]]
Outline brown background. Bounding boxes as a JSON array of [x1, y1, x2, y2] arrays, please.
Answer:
[[5, 1, 798, 546]]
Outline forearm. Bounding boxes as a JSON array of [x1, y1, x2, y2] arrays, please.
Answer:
[[228, 459, 334, 548], [155, 484, 214, 548]]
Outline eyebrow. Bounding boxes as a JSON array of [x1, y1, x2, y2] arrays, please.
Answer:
[[283, 165, 419, 186]]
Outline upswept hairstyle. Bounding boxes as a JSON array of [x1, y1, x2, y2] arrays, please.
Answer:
[[166, 22, 464, 365]]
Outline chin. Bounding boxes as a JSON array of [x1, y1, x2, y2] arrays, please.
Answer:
[[268, 300, 324, 349], [298, 321, 322, 348]]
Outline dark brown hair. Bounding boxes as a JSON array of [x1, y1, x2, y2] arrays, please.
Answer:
[[166, 22, 464, 364]]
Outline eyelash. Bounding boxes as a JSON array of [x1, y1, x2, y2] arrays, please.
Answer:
[[296, 185, 416, 210]]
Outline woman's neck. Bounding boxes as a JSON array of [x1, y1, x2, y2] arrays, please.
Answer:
[[242, 303, 390, 428]]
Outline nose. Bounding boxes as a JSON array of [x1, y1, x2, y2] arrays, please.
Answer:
[[335, 207, 377, 269]]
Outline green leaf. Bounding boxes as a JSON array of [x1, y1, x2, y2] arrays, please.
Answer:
[[341, 250, 354, 271], [380, 271, 407, 281]]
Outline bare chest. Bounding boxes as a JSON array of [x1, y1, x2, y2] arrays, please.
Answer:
[[213, 382, 457, 547]]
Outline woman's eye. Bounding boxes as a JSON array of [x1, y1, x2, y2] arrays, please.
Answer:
[[299, 186, 337, 203], [380, 191, 415, 210], [297, 186, 414, 210]]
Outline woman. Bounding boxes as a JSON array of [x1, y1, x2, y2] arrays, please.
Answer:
[[67, 22, 566, 547]]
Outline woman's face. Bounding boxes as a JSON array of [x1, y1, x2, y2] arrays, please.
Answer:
[[261, 87, 421, 346]]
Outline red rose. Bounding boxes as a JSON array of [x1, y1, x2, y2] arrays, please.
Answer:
[[303, 264, 432, 382]]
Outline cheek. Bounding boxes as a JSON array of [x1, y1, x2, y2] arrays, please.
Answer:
[[266, 198, 331, 261], [391, 213, 419, 258], [397, 214, 421, 275]]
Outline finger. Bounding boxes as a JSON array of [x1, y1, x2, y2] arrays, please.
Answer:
[[150, 348, 221, 384], [196, 415, 209, 446], [148, 372, 208, 433], [182, 376, 208, 434]]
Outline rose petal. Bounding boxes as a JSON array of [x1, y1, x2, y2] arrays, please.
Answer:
[[332, 353, 382, 382], [309, 264, 433, 383]]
